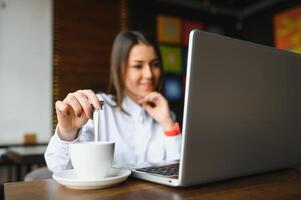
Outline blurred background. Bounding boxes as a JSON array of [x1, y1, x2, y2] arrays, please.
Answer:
[[0, 0, 300, 183]]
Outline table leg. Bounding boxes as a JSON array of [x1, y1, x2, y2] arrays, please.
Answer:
[[16, 165, 21, 181], [0, 182, 4, 200], [7, 163, 13, 182]]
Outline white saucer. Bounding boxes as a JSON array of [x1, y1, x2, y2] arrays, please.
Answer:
[[53, 168, 131, 189]]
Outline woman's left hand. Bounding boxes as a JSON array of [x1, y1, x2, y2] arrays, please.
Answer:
[[138, 92, 174, 131]]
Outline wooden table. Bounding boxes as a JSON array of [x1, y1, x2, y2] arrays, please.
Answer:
[[5, 169, 301, 200], [6, 146, 47, 181]]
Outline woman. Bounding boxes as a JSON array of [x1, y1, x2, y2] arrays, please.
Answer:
[[45, 31, 182, 173]]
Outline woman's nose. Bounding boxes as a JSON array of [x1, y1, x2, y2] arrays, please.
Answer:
[[143, 65, 153, 78]]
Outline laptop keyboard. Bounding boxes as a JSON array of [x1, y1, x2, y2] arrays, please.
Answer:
[[135, 163, 179, 176]]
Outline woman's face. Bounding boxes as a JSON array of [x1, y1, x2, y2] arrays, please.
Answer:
[[124, 43, 161, 101]]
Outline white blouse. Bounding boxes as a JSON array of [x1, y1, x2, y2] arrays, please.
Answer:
[[45, 93, 182, 173]]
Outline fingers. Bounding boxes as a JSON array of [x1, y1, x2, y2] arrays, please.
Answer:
[[63, 93, 83, 117], [138, 92, 162, 105], [55, 100, 70, 116], [80, 90, 102, 109], [73, 92, 93, 119], [60, 90, 102, 119]]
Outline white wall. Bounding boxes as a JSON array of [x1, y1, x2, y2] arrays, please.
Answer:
[[0, 0, 53, 144]]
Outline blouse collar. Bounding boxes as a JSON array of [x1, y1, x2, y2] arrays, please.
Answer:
[[122, 96, 147, 123]]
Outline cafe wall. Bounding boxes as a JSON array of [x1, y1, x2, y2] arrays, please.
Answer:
[[52, 0, 122, 130], [0, 0, 53, 144], [238, 0, 301, 48]]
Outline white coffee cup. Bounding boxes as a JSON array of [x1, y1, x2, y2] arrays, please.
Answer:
[[69, 141, 115, 179]]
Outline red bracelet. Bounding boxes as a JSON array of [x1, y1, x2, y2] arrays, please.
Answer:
[[164, 122, 181, 136]]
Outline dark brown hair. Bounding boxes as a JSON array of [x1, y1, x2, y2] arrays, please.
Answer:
[[108, 31, 163, 111]]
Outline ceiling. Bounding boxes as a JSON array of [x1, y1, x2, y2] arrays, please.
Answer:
[[156, 0, 287, 19], [201, 0, 267, 10]]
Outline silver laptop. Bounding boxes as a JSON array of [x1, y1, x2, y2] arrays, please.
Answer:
[[131, 30, 301, 187]]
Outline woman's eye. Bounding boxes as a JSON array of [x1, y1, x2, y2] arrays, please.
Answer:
[[152, 62, 161, 68], [132, 65, 142, 69]]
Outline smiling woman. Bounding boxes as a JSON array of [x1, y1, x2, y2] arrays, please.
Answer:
[[45, 31, 182, 174]]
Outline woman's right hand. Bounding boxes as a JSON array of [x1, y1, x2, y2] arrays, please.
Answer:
[[55, 90, 102, 141]]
